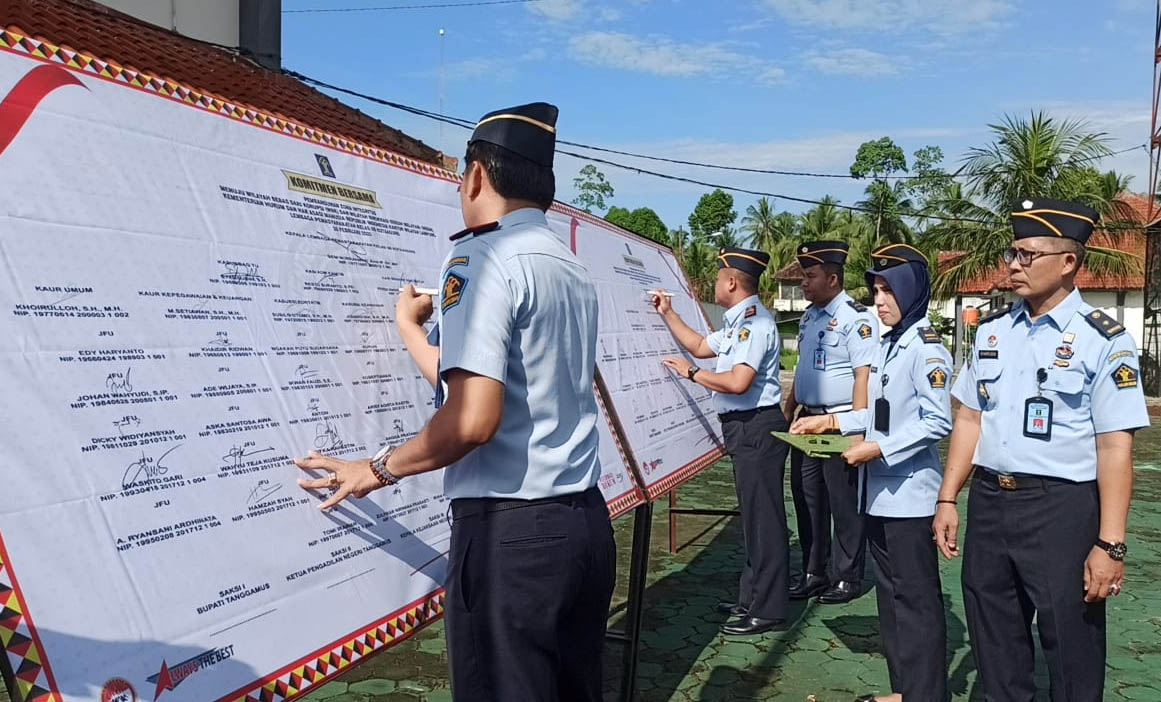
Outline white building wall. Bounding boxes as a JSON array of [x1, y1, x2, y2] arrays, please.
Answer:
[[934, 290, 1146, 352], [98, 0, 240, 47]]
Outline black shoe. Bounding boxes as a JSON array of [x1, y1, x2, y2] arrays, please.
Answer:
[[789, 573, 829, 600], [816, 580, 860, 604], [715, 601, 748, 617], [721, 616, 784, 636]]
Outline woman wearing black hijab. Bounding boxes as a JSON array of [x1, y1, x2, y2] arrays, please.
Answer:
[[792, 244, 953, 701]]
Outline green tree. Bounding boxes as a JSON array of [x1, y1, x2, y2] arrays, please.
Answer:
[[688, 189, 737, 241], [712, 226, 742, 250], [850, 137, 907, 181], [571, 164, 614, 213], [605, 206, 669, 244], [924, 112, 1141, 298], [741, 197, 779, 252], [681, 238, 718, 301], [851, 137, 912, 244], [799, 196, 843, 240], [906, 145, 956, 207]]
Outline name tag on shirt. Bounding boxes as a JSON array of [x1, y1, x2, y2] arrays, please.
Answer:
[[1023, 397, 1052, 440], [814, 348, 826, 370]]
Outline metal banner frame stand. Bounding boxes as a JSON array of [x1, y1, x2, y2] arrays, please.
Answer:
[[666, 490, 738, 554]]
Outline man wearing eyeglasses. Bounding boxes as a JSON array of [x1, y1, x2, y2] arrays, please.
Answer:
[[932, 197, 1150, 701]]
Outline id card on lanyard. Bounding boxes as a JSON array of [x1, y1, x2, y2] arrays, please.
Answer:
[[1023, 368, 1052, 440]]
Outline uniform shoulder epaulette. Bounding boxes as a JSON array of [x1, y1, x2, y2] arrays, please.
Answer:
[[846, 300, 867, 313], [918, 326, 941, 343], [1083, 309, 1125, 338], [449, 220, 501, 241], [979, 304, 1011, 324]]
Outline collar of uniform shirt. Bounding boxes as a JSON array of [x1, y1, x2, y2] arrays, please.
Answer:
[[886, 317, 928, 357], [819, 289, 850, 318], [1012, 287, 1083, 329], [498, 206, 548, 229], [722, 294, 761, 327]]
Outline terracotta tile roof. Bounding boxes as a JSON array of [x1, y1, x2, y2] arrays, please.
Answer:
[[941, 192, 1152, 294], [1, 0, 449, 167], [774, 261, 805, 281]]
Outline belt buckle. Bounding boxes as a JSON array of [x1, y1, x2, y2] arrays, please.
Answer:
[[996, 473, 1017, 490]]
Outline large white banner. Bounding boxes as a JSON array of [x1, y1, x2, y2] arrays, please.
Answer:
[[547, 213, 725, 499], [0, 32, 716, 702]]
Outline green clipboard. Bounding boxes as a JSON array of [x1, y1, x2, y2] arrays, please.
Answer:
[[772, 431, 851, 458]]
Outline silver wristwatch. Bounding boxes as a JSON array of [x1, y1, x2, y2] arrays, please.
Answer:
[[370, 445, 403, 486]]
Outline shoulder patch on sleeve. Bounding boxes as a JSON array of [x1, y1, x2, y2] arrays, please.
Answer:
[[739, 326, 751, 341], [1111, 363, 1138, 389], [1107, 349, 1134, 364], [846, 300, 867, 313], [1084, 310, 1125, 339], [857, 323, 873, 339], [744, 305, 757, 318], [918, 326, 941, 343], [441, 270, 468, 311], [979, 304, 1012, 324], [927, 366, 948, 388], [446, 255, 470, 269]]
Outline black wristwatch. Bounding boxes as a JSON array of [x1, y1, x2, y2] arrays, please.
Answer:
[[687, 366, 699, 382], [1095, 539, 1127, 561]]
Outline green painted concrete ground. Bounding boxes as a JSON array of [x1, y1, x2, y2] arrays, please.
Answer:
[[295, 424, 1161, 702], [2, 425, 1157, 702]]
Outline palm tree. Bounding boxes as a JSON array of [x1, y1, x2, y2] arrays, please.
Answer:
[[924, 112, 1141, 298], [856, 181, 915, 246], [799, 197, 843, 240], [742, 197, 780, 252], [681, 238, 718, 301], [766, 207, 803, 271], [711, 227, 742, 250]]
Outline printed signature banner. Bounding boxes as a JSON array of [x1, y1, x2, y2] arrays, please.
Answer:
[[0, 30, 717, 702], [546, 214, 725, 499]]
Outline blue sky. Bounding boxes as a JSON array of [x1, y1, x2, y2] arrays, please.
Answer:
[[282, 0, 1154, 234]]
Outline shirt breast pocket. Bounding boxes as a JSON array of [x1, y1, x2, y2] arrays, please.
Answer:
[[1042, 367, 1088, 411], [974, 360, 1001, 410]]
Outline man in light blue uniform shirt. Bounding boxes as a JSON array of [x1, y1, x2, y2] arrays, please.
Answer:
[[295, 102, 614, 701], [933, 198, 1150, 702], [794, 243, 953, 701], [656, 247, 791, 636], [784, 240, 879, 604]]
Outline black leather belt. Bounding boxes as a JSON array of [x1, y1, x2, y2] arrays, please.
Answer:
[[451, 486, 603, 520], [973, 466, 1091, 491], [718, 405, 782, 422]]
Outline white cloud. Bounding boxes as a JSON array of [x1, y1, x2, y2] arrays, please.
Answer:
[[764, 0, 1015, 34], [803, 47, 900, 76], [528, 0, 584, 21], [597, 6, 622, 22], [568, 32, 787, 84]]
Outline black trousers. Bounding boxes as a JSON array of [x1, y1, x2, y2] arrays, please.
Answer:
[[867, 515, 948, 702], [962, 470, 1105, 702], [790, 440, 865, 582], [444, 487, 616, 702], [721, 407, 791, 620]]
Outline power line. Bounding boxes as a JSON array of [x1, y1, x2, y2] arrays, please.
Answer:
[[281, 68, 1149, 229], [285, 68, 1144, 184], [284, 0, 543, 13]]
